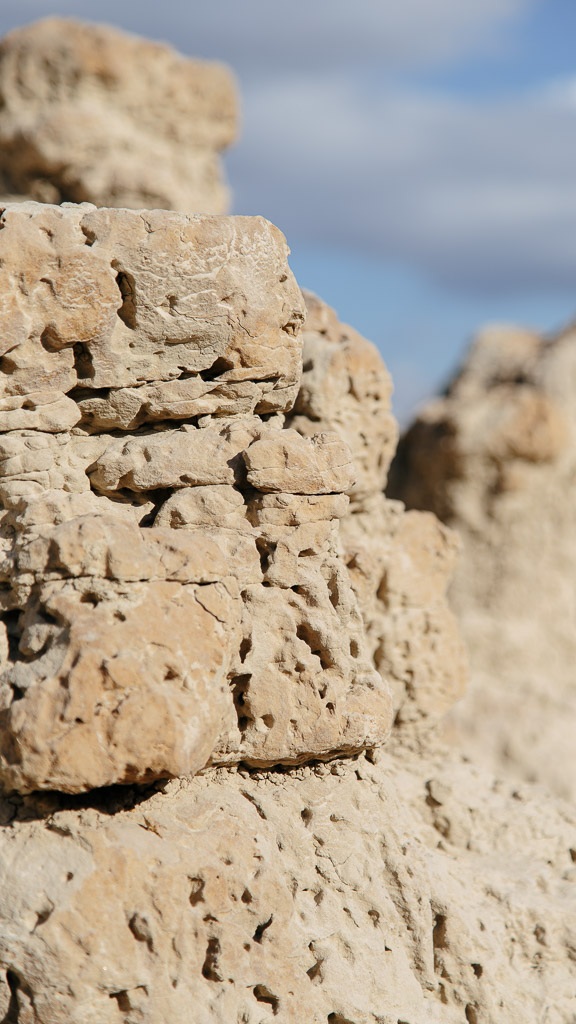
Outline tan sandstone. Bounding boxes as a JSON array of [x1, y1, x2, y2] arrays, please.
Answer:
[[288, 293, 468, 735], [0, 18, 237, 213], [390, 321, 576, 799], [0, 747, 575, 1023], [0, 202, 394, 795], [1, 202, 574, 1024]]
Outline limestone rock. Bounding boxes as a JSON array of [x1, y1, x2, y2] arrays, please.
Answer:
[[88, 424, 253, 495], [0, 202, 392, 793], [343, 499, 468, 730], [289, 293, 468, 732], [0, 202, 305, 408], [2, 202, 575, 1024], [289, 291, 398, 497], [0, 748, 574, 1023], [0, 578, 241, 794], [0, 17, 237, 213], [389, 321, 576, 797], [154, 485, 252, 533], [243, 430, 354, 494], [0, 391, 81, 433]]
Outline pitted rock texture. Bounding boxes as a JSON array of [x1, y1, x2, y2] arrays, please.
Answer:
[[389, 322, 576, 798], [1, 749, 575, 1024], [289, 294, 468, 735], [0, 201, 394, 794], [0, 18, 237, 213], [2, 209, 576, 1024], [0, 202, 302, 403]]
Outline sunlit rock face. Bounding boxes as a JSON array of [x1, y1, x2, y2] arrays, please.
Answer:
[[0, 202, 575, 1024], [0, 201, 397, 794], [288, 292, 468, 737], [0, 17, 237, 213], [390, 321, 576, 800]]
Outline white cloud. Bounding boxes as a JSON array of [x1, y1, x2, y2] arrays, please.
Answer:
[[2, 0, 568, 295], [0, 0, 533, 74], [536, 76, 576, 111], [228, 76, 576, 292]]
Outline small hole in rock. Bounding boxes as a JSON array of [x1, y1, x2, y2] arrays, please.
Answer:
[[40, 324, 60, 352], [73, 342, 95, 379], [307, 958, 323, 983], [5, 969, 21, 1024], [239, 637, 252, 663], [110, 990, 131, 1012], [433, 913, 447, 950], [327, 575, 339, 609], [114, 269, 137, 329], [200, 357, 234, 381], [128, 913, 154, 952], [253, 984, 279, 1014], [202, 938, 223, 983], [253, 915, 273, 943], [189, 878, 205, 906]]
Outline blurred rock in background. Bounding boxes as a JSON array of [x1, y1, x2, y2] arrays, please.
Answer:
[[390, 319, 576, 801], [0, 18, 237, 213]]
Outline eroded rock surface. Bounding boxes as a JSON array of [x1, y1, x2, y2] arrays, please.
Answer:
[[2, 203, 573, 1024], [0, 18, 237, 213], [1, 749, 575, 1024], [289, 293, 468, 736], [0, 202, 393, 794], [390, 322, 576, 798]]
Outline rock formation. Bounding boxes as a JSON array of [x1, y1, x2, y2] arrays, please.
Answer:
[[2, 744, 575, 1024], [389, 322, 576, 801], [288, 294, 468, 738], [0, 18, 237, 213], [0, 200, 397, 795], [1, 203, 575, 1023]]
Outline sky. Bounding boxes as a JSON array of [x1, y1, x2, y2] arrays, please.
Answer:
[[1, 1, 575, 419]]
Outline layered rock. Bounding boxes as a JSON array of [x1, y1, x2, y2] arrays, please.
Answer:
[[0, 201, 392, 794], [0, 18, 237, 213], [389, 322, 576, 799], [288, 293, 468, 737], [2, 202, 575, 1024]]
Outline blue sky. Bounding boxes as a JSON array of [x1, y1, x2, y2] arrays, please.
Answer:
[[1, 0, 575, 419]]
